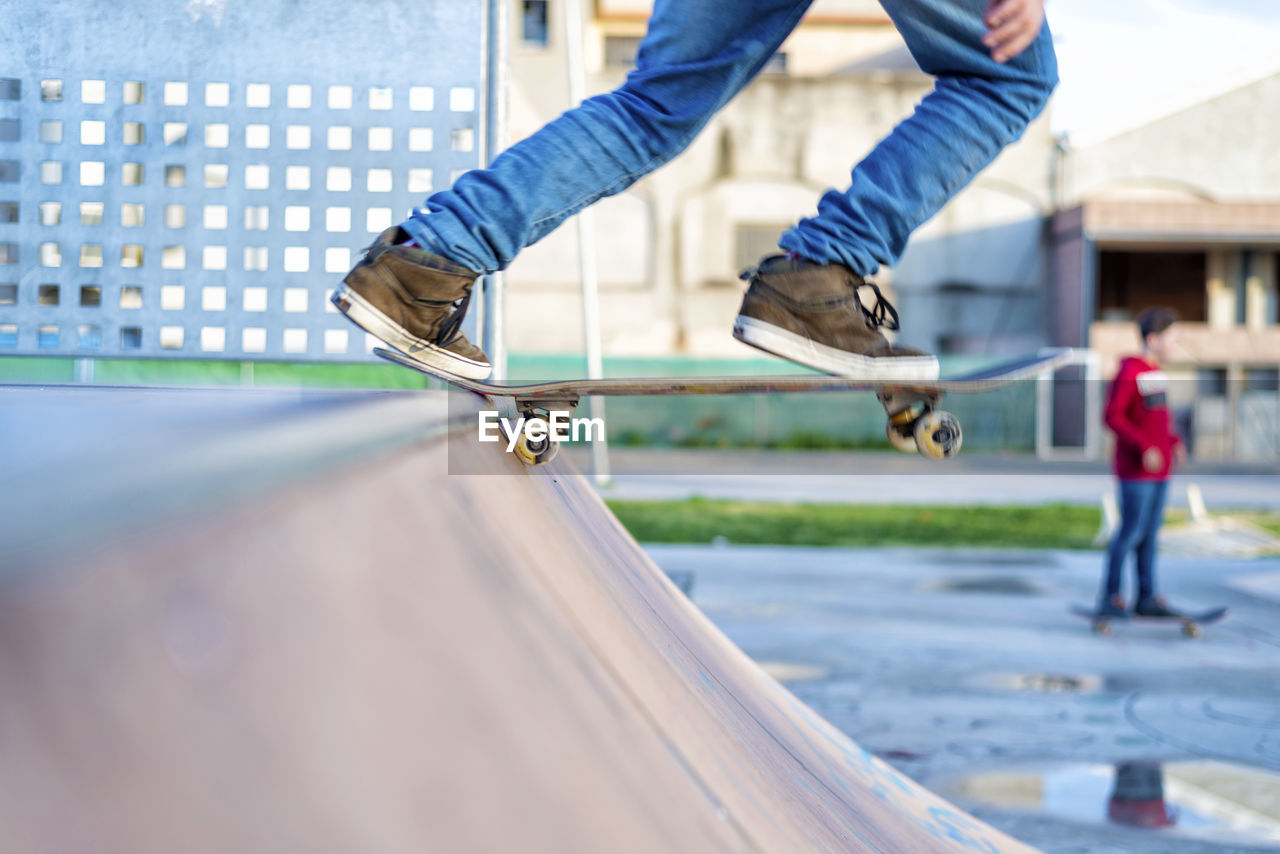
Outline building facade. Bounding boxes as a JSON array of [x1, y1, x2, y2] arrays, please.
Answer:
[[1051, 73, 1280, 460]]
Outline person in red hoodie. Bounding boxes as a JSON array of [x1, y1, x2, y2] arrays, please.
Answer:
[[1098, 307, 1188, 618]]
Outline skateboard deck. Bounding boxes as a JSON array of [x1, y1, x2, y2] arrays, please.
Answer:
[[1069, 604, 1228, 638], [376, 346, 1072, 463]]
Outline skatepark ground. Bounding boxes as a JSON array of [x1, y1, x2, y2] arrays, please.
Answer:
[[3, 383, 1278, 852], [653, 543, 1280, 853]]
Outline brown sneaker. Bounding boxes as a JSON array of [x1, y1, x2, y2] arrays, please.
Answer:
[[331, 227, 491, 379], [732, 255, 938, 381]]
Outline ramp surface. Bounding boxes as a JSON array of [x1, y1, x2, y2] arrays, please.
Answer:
[[0, 386, 1038, 853]]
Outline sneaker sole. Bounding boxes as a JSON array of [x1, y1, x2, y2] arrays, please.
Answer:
[[331, 285, 492, 381], [732, 315, 939, 381]]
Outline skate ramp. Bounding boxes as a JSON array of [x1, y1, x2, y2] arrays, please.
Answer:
[[0, 386, 1037, 853]]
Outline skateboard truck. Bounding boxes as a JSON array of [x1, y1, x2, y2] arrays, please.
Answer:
[[878, 388, 962, 459]]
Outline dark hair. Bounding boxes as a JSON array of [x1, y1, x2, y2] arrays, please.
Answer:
[[1137, 307, 1177, 341]]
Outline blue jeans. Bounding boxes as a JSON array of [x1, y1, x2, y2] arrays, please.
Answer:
[[403, 0, 1058, 277], [1102, 480, 1170, 605]]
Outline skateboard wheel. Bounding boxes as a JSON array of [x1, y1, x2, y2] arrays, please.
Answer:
[[1182, 622, 1201, 638], [885, 422, 918, 454], [536, 441, 561, 466], [513, 432, 541, 466], [914, 410, 962, 459], [1093, 620, 1110, 635], [513, 417, 560, 466]]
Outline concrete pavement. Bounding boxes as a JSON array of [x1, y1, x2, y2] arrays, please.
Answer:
[[648, 542, 1280, 853]]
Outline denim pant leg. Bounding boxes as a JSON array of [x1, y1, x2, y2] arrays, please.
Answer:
[[1103, 481, 1157, 601], [1133, 480, 1169, 602], [779, 0, 1058, 276], [402, 0, 814, 273]]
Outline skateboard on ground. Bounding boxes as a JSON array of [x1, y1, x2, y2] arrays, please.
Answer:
[[1069, 604, 1229, 638], [375, 346, 1072, 465]]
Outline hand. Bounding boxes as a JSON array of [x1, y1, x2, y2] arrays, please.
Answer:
[[1174, 444, 1188, 467], [983, 0, 1046, 63], [1143, 446, 1165, 474]]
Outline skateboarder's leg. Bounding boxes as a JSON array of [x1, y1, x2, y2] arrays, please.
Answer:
[[1133, 480, 1176, 615], [777, 0, 1058, 276], [1101, 480, 1157, 608], [401, 0, 815, 273], [736, 0, 1054, 379]]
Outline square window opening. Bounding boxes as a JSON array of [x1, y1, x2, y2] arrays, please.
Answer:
[[79, 244, 103, 268], [202, 285, 226, 310], [80, 120, 105, 145], [328, 85, 352, 109], [121, 245, 143, 267], [162, 246, 186, 270], [287, 84, 312, 109], [409, 86, 434, 111], [245, 164, 270, 190], [161, 285, 185, 310], [246, 83, 270, 108], [160, 326, 185, 350], [81, 80, 106, 104], [205, 123, 229, 148], [205, 164, 228, 188], [205, 82, 230, 107], [164, 81, 188, 106], [164, 122, 188, 145], [243, 287, 268, 311], [246, 124, 270, 148]]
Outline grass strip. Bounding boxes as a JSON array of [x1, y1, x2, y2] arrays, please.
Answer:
[[605, 498, 1103, 549]]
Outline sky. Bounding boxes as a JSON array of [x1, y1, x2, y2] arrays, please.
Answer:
[[1046, 0, 1280, 143]]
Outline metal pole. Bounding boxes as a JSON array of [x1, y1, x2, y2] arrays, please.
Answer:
[[482, 0, 510, 380], [564, 0, 611, 485]]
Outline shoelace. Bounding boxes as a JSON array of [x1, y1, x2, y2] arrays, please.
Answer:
[[436, 291, 472, 345], [851, 279, 901, 332]]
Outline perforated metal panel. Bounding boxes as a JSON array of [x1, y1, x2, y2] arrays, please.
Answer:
[[0, 0, 485, 360]]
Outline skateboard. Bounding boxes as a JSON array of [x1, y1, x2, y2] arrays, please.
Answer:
[[1069, 604, 1229, 638], [375, 346, 1072, 465]]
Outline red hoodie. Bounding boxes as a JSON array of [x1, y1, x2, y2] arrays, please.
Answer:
[[1105, 355, 1182, 481]]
